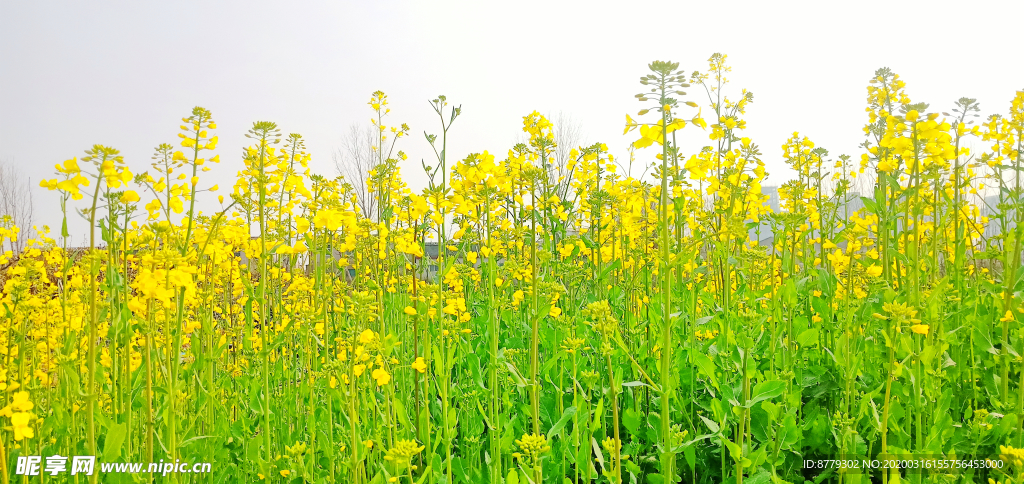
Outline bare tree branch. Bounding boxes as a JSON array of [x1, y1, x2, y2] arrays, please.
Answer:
[[333, 124, 379, 219], [551, 111, 585, 198], [0, 158, 35, 254], [511, 111, 587, 199]]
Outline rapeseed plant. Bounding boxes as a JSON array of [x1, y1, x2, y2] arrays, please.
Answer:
[[0, 59, 1022, 484]]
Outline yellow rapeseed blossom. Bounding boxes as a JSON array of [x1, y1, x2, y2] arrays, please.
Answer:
[[411, 357, 427, 373], [372, 368, 391, 386]]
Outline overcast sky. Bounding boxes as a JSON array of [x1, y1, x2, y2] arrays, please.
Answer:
[[1, 1, 1022, 241]]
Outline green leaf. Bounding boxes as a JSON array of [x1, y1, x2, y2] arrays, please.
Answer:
[[394, 398, 409, 429], [797, 328, 819, 348], [746, 469, 771, 484], [599, 259, 622, 282], [744, 380, 787, 408], [452, 457, 469, 483], [102, 423, 127, 462], [860, 196, 879, 214], [415, 466, 432, 484], [506, 468, 520, 484], [783, 279, 797, 307], [447, 407, 458, 429], [591, 437, 605, 472], [720, 435, 742, 462], [699, 415, 720, 434], [503, 361, 528, 388], [623, 407, 641, 437], [693, 352, 719, 389], [547, 406, 577, 440], [625, 459, 642, 476]]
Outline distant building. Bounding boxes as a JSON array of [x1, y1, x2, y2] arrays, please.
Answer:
[[981, 194, 1016, 239], [749, 186, 780, 244], [749, 188, 866, 248]]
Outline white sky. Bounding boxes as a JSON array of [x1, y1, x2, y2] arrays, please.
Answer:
[[1, 1, 1022, 242]]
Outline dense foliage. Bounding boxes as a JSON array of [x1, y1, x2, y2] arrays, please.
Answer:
[[1, 55, 1023, 484]]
